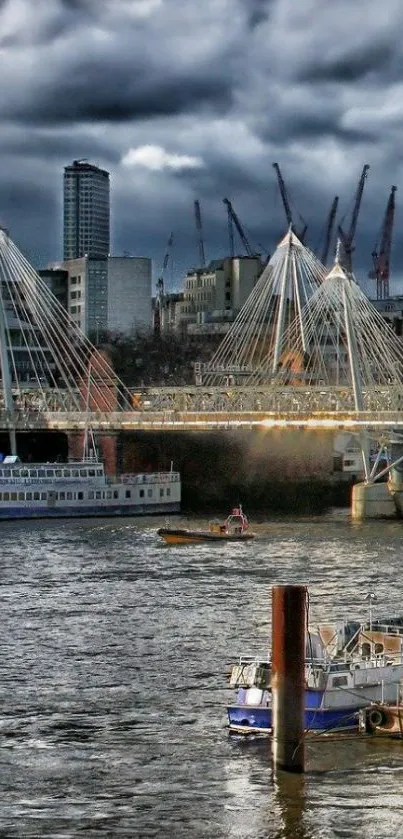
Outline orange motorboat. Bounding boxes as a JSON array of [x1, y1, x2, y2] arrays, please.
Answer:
[[157, 505, 255, 545]]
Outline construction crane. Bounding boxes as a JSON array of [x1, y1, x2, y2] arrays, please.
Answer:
[[272, 162, 308, 242], [153, 232, 173, 337], [194, 200, 206, 267], [320, 195, 339, 265], [223, 198, 254, 257], [368, 186, 397, 300], [338, 164, 370, 273]]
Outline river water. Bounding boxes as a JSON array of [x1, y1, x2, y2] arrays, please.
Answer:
[[0, 512, 402, 837]]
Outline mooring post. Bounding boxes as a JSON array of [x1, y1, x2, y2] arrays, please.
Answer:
[[271, 584, 307, 773]]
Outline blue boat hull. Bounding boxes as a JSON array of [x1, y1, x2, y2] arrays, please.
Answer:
[[227, 704, 359, 733], [0, 502, 180, 520]]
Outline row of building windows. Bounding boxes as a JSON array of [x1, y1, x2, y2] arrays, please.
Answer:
[[0, 468, 103, 478], [0, 487, 170, 502]]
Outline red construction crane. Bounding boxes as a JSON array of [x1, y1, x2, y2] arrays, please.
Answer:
[[272, 162, 308, 242], [338, 164, 370, 272], [223, 198, 254, 257], [153, 232, 174, 336], [320, 195, 339, 265], [368, 186, 397, 300], [194, 200, 206, 267]]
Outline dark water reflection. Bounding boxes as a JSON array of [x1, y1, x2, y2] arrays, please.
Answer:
[[0, 513, 402, 836]]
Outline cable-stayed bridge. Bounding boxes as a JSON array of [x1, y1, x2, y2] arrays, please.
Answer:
[[1, 228, 403, 440]]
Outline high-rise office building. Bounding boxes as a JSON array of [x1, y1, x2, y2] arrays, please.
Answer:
[[63, 159, 110, 260]]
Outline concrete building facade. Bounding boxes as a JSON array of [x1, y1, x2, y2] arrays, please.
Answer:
[[52, 256, 151, 338], [107, 257, 151, 335], [177, 255, 263, 337], [63, 160, 110, 261]]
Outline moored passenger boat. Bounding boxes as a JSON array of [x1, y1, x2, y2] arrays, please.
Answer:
[[227, 616, 403, 735], [0, 455, 181, 519]]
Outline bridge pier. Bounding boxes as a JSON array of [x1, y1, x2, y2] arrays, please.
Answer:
[[351, 481, 396, 520]]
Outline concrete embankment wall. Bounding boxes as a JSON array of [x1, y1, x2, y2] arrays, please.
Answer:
[[121, 428, 350, 514]]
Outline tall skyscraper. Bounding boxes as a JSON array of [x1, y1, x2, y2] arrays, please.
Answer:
[[63, 159, 110, 260]]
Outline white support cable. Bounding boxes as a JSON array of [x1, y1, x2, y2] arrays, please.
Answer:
[[0, 231, 137, 413]]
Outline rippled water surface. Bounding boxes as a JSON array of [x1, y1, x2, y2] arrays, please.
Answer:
[[0, 512, 402, 837]]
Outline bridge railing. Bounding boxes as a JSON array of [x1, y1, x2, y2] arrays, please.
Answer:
[[1, 384, 403, 425]]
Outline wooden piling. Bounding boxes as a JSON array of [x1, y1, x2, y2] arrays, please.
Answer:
[[271, 585, 307, 773]]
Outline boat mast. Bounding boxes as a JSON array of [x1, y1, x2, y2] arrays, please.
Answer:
[[0, 231, 16, 455]]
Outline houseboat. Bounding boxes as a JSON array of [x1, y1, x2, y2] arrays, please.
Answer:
[[227, 616, 403, 735]]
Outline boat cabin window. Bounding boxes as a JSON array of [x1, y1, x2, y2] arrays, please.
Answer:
[[55, 470, 62, 477], [80, 470, 87, 477], [166, 488, 171, 496], [10, 492, 17, 501], [97, 469, 102, 476], [0, 470, 3, 477], [88, 469, 95, 477], [88, 491, 94, 500], [41, 492, 46, 500], [139, 489, 145, 498], [125, 490, 131, 499], [59, 492, 65, 500], [26, 492, 32, 500], [12, 470, 20, 478], [332, 676, 348, 687], [29, 470, 37, 477], [47, 470, 54, 478], [67, 492, 73, 500], [72, 470, 79, 478], [3, 492, 9, 501], [78, 492, 84, 500], [107, 490, 112, 499], [20, 470, 29, 477], [18, 492, 24, 501], [34, 492, 40, 500], [160, 488, 164, 497], [375, 643, 384, 655], [361, 643, 371, 658], [113, 490, 119, 499], [148, 489, 152, 498], [96, 491, 102, 499], [63, 470, 70, 477], [38, 470, 46, 477]]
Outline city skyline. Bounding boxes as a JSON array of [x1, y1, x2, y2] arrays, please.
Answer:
[[0, 1, 402, 293]]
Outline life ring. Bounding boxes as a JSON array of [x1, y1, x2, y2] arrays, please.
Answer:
[[367, 706, 390, 729], [367, 708, 388, 728]]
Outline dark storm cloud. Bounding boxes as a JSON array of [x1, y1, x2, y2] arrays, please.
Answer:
[[299, 42, 396, 84], [18, 64, 233, 125], [244, 0, 272, 29], [0, 0, 403, 288]]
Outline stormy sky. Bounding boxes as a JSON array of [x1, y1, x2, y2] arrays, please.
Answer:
[[1, 0, 403, 295]]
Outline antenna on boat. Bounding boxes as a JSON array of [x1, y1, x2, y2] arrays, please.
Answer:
[[364, 591, 377, 632], [82, 361, 91, 461]]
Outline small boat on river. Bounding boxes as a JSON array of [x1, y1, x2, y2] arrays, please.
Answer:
[[227, 615, 403, 735], [158, 506, 255, 545]]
